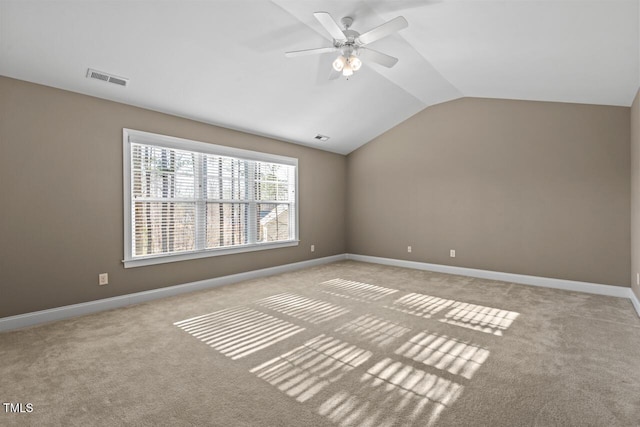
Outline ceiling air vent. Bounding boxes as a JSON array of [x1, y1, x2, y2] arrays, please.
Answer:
[[86, 68, 129, 87], [314, 134, 330, 141]]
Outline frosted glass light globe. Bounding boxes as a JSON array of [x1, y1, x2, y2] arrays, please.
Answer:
[[332, 55, 346, 72], [349, 55, 362, 71]]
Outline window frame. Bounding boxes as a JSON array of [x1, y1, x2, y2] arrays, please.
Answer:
[[123, 128, 299, 268]]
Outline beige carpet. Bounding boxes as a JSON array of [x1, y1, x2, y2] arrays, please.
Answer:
[[1, 260, 640, 426]]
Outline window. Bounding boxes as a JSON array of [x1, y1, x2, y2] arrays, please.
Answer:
[[123, 129, 298, 268]]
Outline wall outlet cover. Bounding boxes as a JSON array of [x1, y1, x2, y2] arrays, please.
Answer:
[[99, 273, 108, 286]]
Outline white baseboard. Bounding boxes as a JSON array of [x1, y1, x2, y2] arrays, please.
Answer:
[[3, 252, 638, 332], [346, 253, 633, 299], [630, 289, 640, 317], [0, 254, 347, 333]]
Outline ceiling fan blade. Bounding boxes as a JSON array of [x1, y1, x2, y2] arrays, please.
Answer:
[[314, 12, 347, 42], [315, 56, 342, 85], [285, 47, 338, 58], [328, 68, 341, 80], [358, 48, 399, 68], [357, 16, 408, 45]]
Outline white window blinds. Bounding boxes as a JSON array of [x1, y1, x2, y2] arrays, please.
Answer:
[[123, 129, 297, 267]]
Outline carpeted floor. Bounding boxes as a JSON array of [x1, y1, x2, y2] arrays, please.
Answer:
[[2, 260, 640, 426]]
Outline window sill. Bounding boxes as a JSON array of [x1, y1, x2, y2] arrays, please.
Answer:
[[123, 240, 299, 268]]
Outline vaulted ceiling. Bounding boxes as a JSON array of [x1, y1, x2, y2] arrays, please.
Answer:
[[0, 1, 638, 154]]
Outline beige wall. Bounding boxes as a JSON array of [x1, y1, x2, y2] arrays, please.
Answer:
[[0, 76, 347, 318], [1, 76, 633, 318], [347, 97, 630, 287], [631, 89, 640, 299]]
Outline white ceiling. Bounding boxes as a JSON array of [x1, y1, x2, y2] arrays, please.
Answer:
[[0, 1, 638, 154]]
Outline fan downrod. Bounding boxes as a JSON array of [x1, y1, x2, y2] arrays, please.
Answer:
[[341, 16, 353, 30]]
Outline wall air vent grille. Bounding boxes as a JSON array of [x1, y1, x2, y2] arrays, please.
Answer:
[[90, 71, 109, 81], [86, 68, 129, 87], [108, 76, 128, 86]]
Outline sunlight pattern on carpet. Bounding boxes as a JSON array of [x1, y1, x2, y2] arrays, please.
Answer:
[[319, 278, 398, 302], [387, 293, 519, 336], [318, 357, 463, 427], [439, 303, 519, 336], [335, 314, 411, 347], [255, 293, 350, 324], [250, 334, 372, 403], [395, 331, 490, 379], [386, 293, 457, 318], [174, 306, 305, 360]]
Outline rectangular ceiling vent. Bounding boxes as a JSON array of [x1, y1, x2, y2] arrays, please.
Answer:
[[314, 134, 330, 141], [86, 68, 129, 87]]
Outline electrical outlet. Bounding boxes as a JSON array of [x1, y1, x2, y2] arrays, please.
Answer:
[[407, 246, 412, 253], [636, 273, 639, 286], [311, 244, 315, 252], [99, 273, 108, 286], [450, 249, 456, 258]]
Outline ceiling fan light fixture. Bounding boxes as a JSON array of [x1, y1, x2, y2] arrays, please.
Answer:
[[332, 55, 346, 72], [285, 12, 407, 80]]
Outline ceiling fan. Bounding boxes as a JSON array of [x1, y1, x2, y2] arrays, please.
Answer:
[[285, 12, 408, 79]]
